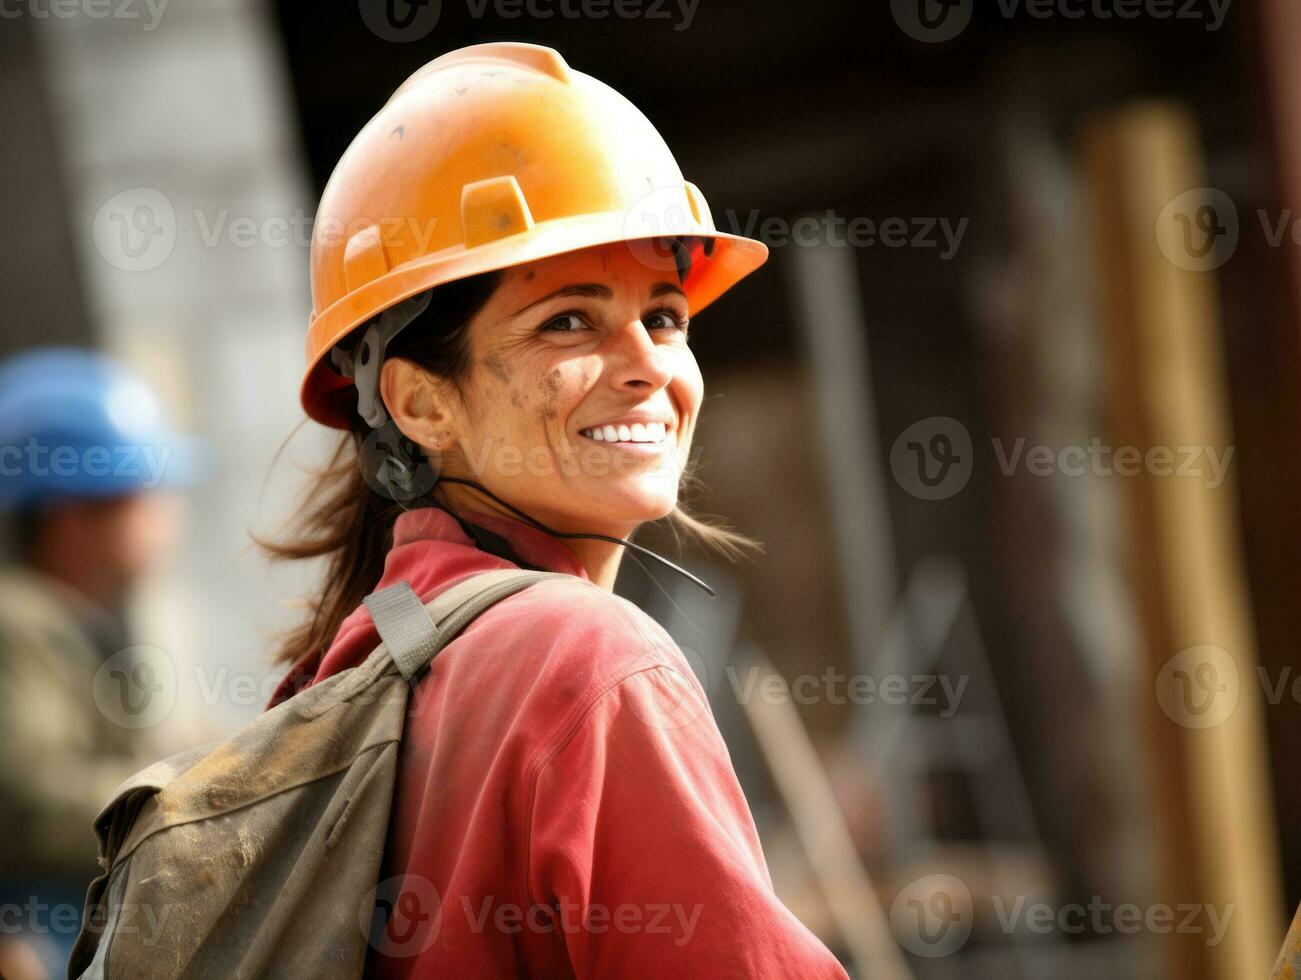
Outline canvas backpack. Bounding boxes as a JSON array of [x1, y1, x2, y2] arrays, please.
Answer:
[[66, 567, 566, 979]]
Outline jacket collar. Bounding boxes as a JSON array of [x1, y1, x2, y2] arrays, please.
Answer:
[[390, 506, 588, 578], [266, 506, 587, 708]]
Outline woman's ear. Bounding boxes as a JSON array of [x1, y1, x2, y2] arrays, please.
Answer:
[[380, 357, 455, 451]]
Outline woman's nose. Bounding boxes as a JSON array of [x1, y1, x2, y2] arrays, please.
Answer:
[[607, 320, 673, 391]]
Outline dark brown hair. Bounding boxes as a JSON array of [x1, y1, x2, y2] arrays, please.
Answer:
[[258, 270, 761, 669]]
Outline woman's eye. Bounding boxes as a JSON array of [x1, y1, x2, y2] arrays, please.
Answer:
[[646, 310, 690, 334], [542, 313, 586, 333]]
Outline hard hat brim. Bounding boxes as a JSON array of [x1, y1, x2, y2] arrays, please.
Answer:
[[301, 219, 768, 430]]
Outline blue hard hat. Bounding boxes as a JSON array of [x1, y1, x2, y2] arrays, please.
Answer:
[[0, 346, 204, 508]]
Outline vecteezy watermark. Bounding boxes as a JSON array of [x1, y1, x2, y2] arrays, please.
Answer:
[[1156, 646, 1239, 729], [890, 874, 1235, 956], [621, 190, 971, 260], [1, 897, 172, 944], [361, 875, 443, 957], [93, 651, 308, 728], [625, 648, 713, 732], [890, 875, 974, 958], [995, 0, 1231, 29], [889, 418, 1237, 501], [893, 0, 1231, 43], [93, 188, 177, 273], [461, 897, 703, 945], [991, 894, 1234, 946], [992, 437, 1234, 490], [0, 0, 170, 30], [889, 417, 974, 502], [891, 0, 974, 44], [1157, 188, 1301, 272], [358, 0, 698, 40], [192, 209, 443, 254], [93, 188, 449, 274], [358, 0, 442, 41], [1157, 188, 1240, 272], [359, 881, 702, 954], [93, 646, 177, 729], [465, 0, 700, 31], [1258, 665, 1301, 709], [718, 210, 969, 259], [0, 439, 176, 489], [724, 667, 968, 716], [1160, 652, 1301, 729]]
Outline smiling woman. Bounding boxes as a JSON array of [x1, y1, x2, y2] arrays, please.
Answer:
[[256, 40, 849, 978]]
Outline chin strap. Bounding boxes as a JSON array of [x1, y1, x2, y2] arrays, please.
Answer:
[[435, 476, 717, 598]]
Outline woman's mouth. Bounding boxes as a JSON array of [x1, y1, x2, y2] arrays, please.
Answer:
[[578, 422, 669, 446]]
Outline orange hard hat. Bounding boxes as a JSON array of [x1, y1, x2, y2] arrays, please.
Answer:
[[301, 41, 769, 429]]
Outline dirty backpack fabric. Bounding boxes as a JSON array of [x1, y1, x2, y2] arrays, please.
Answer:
[[67, 568, 565, 979]]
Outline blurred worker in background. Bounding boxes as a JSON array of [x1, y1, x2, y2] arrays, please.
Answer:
[[0, 348, 198, 980]]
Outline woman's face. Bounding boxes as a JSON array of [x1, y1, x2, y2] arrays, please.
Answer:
[[385, 241, 702, 539]]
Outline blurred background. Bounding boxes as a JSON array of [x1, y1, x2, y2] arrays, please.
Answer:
[[2, 0, 1300, 977]]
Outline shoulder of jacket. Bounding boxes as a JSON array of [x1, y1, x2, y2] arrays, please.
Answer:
[[504, 574, 671, 641], [474, 573, 689, 687]]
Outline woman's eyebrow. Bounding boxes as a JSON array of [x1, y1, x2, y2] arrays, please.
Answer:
[[649, 281, 687, 301], [510, 283, 611, 317], [510, 280, 686, 318]]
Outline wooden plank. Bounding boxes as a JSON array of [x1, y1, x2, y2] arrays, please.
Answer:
[[1083, 103, 1284, 980], [739, 651, 913, 980]]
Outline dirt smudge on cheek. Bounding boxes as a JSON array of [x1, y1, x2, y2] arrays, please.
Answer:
[[537, 368, 562, 421], [481, 352, 513, 384]]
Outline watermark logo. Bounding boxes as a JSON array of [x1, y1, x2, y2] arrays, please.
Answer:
[[461, 896, 703, 942], [0, 0, 171, 31], [465, 0, 699, 29], [92, 188, 176, 273], [627, 645, 712, 731], [0, 438, 176, 490], [360, 0, 699, 38], [891, 0, 973, 42], [1156, 190, 1301, 273], [722, 210, 969, 257], [3, 897, 172, 943], [992, 437, 1233, 490], [892, 424, 1237, 501], [724, 667, 968, 715], [362, 875, 443, 957], [991, 894, 1233, 945], [890, 874, 973, 957], [358, 0, 441, 41], [1156, 645, 1239, 729], [620, 187, 702, 275], [93, 645, 176, 729], [890, 417, 974, 501], [1157, 188, 1240, 272], [997, 0, 1232, 30], [358, 425, 442, 503], [894, 0, 1232, 41]]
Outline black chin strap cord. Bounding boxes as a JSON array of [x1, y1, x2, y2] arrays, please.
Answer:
[[433, 475, 716, 598]]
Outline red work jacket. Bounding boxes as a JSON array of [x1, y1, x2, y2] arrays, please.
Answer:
[[267, 506, 848, 978]]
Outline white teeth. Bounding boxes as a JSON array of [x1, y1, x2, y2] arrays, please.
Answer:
[[580, 421, 669, 444]]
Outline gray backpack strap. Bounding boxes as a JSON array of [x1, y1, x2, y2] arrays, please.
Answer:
[[364, 569, 565, 680], [364, 582, 437, 680]]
